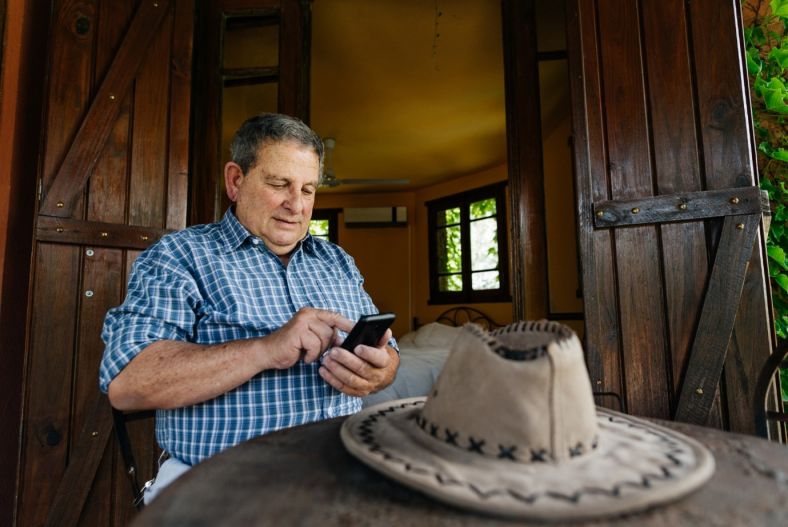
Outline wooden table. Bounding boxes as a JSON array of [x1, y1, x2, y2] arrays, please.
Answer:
[[134, 417, 788, 526]]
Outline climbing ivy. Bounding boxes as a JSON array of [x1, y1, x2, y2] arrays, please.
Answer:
[[743, 0, 788, 400]]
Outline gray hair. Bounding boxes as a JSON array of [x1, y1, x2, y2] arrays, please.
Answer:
[[229, 113, 324, 179]]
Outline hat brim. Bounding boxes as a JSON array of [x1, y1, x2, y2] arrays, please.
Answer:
[[341, 397, 714, 521]]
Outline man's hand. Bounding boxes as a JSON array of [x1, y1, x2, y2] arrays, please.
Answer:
[[318, 329, 399, 397], [261, 307, 355, 370]]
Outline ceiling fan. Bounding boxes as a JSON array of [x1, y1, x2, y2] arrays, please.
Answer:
[[320, 137, 410, 188]]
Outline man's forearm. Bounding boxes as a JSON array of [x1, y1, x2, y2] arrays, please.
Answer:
[[107, 338, 268, 411]]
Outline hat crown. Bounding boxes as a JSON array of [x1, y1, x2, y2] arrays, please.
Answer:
[[419, 321, 599, 464]]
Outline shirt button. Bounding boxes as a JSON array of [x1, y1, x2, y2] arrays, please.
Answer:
[[251, 239, 259, 246]]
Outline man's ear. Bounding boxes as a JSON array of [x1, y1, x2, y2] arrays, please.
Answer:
[[224, 162, 244, 202]]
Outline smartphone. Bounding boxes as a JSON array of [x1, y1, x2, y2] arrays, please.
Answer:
[[340, 313, 396, 352]]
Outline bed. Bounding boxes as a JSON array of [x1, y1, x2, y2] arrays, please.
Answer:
[[361, 307, 503, 407]]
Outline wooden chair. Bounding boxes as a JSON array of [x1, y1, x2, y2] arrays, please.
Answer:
[[754, 340, 788, 441], [112, 409, 156, 510]]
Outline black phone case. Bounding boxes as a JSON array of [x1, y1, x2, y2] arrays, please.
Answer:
[[341, 313, 396, 351]]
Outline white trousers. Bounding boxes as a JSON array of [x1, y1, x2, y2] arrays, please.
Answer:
[[143, 456, 192, 505]]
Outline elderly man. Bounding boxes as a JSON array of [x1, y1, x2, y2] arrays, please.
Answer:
[[99, 113, 399, 502]]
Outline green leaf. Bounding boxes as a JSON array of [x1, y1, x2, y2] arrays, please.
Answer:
[[774, 272, 788, 293], [772, 0, 788, 17], [773, 148, 788, 161], [747, 47, 764, 75], [762, 77, 788, 113], [768, 45, 788, 70], [768, 244, 788, 269]]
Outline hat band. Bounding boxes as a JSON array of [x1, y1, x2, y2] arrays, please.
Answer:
[[412, 412, 599, 465]]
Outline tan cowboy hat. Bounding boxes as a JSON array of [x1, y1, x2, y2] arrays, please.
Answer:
[[341, 321, 715, 521]]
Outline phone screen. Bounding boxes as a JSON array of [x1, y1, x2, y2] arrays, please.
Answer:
[[340, 313, 396, 352]]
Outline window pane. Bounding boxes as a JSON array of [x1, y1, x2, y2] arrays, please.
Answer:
[[470, 197, 496, 220], [437, 207, 461, 227], [472, 270, 500, 290], [437, 226, 462, 273], [223, 18, 279, 69], [470, 217, 498, 271], [222, 82, 278, 170], [439, 274, 463, 292], [309, 219, 330, 237]]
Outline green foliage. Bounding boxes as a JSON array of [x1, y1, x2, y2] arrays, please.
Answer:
[[308, 219, 329, 237], [744, 0, 788, 400]]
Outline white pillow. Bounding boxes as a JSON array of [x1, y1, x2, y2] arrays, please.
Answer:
[[397, 331, 418, 347], [413, 322, 461, 348]]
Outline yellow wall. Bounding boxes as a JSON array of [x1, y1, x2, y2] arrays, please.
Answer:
[[543, 102, 583, 315], [316, 192, 414, 337]]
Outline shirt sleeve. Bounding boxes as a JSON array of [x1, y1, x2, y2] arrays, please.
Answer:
[[99, 244, 203, 393]]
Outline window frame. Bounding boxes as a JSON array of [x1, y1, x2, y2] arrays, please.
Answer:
[[309, 208, 340, 244], [426, 182, 511, 304]]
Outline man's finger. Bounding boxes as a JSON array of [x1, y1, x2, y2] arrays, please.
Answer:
[[353, 344, 392, 369], [314, 309, 354, 332]]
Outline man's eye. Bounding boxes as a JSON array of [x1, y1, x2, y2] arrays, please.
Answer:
[[302, 188, 315, 195]]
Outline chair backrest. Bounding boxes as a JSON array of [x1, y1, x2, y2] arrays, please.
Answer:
[[754, 340, 788, 441], [112, 408, 156, 510]]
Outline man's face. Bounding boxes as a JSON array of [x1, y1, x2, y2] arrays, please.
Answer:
[[225, 140, 320, 257]]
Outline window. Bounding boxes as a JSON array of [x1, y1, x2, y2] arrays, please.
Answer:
[[427, 183, 510, 304], [309, 209, 339, 243]]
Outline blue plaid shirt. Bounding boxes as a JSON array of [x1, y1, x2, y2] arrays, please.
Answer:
[[100, 209, 391, 465]]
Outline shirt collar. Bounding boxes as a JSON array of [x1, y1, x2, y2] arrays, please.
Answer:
[[218, 208, 253, 253], [218, 207, 316, 255]]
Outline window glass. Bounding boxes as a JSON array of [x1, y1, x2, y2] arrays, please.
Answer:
[[427, 183, 509, 303], [309, 219, 330, 240], [470, 217, 498, 272]]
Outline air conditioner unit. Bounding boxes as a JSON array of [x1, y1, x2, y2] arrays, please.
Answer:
[[343, 207, 407, 228]]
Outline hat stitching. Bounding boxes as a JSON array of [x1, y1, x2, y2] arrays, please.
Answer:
[[353, 402, 697, 505], [413, 410, 596, 464]]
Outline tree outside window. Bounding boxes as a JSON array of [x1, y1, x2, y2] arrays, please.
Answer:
[[309, 209, 339, 243], [428, 183, 510, 303]]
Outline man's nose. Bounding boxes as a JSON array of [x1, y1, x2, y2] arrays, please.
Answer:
[[283, 188, 304, 213]]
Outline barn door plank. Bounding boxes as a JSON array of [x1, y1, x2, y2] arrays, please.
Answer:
[[129, 9, 172, 228], [74, 6, 136, 518], [18, 245, 81, 527], [597, 0, 670, 418], [40, 0, 171, 217], [44, 394, 113, 527], [566, 0, 624, 407], [166, 0, 194, 231], [675, 213, 762, 424], [689, 0, 773, 433]]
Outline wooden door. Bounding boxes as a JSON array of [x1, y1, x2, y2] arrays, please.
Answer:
[[567, 0, 773, 432], [16, 1, 193, 525]]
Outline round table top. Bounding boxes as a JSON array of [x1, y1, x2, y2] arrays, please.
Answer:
[[134, 416, 788, 526]]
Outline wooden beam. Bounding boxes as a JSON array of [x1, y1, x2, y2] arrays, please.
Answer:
[[37, 216, 172, 250], [40, 0, 171, 217], [674, 213, 762, 425], [594, 187, 768, 228], [44, 393, 113, 527]]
